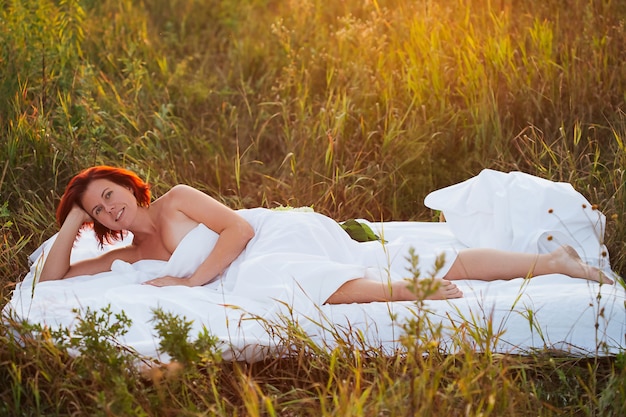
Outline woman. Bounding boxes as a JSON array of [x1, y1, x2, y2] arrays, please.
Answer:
[[39, 166, 613, 306]]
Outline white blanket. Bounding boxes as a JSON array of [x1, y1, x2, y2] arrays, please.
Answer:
[[4, 170, 625, 362]]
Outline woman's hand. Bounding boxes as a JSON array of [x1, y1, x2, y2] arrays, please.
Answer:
[[68, 204, 93, 224], [143, 276, 192, 287]]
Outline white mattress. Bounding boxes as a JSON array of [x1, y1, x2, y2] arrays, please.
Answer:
[[4, 170, 625, 362]]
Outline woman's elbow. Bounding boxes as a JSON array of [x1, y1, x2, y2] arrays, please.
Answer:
[[240, 221, 255, 244], [38, 268, 66, 282]]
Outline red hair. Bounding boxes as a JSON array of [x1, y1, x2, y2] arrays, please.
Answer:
[[56, 166, 151, 246]]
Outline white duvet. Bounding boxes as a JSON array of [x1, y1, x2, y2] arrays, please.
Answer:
[[5, 170, 625, 362]]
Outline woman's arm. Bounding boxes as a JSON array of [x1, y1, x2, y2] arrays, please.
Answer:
[[146, 185, 255, 287], [39, 205, 136, 281]]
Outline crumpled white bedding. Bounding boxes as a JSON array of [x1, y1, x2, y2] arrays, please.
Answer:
[[4, 170, 625, 362]]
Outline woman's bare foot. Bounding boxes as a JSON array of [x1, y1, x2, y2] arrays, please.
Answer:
[[409, 278, 464, 300], [552, 246, 614, 285]]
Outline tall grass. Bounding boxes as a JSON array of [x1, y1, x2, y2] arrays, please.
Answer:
[[1, 0, 625, 415]]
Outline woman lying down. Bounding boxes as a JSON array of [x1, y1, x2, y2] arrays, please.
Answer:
[[38, 166, 614, 309]]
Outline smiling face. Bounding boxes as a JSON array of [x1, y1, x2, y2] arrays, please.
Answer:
[[81, 178, 138, 230]]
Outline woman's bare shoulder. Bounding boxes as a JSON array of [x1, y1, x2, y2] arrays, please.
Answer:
[[154, 183, 247, 234], [154, 184, 204, 206], [156, 184, 227, 215]]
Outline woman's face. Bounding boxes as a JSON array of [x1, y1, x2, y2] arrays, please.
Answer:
[[81, 178, 138, 230]]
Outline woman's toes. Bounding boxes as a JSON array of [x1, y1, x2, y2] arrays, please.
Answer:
[[427, 279, 463, 300], [444, 281, 463, 298]]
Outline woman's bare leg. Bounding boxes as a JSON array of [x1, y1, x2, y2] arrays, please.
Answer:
[[444, 245, 614, 284], [325, 278, 463, 304], [325, 245, 612, 305]]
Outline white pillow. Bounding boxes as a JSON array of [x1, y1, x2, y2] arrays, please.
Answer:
[[424, 169, 611, 271]]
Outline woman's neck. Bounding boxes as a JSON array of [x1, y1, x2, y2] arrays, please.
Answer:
[[127, 205, 159, 242]]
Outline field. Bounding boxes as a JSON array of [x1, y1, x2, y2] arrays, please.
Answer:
[[1, 0, 625, 415]]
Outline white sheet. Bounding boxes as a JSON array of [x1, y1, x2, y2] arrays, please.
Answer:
[[4, 170, 625, 362]]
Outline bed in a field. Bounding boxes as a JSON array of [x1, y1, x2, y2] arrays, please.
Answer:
[[5, 170, 625, 362]]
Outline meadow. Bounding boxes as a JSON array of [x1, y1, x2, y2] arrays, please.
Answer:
[[1, 0, 625, 415]]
